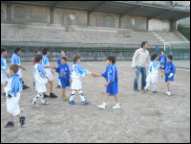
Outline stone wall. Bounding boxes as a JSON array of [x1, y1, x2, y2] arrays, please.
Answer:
[[1, 2, 7, 22], [148, 18, 170, 32]]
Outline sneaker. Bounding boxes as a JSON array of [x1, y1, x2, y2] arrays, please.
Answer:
[[1, 93, 6, 99], [98, 104, 106, 109], [4, 122, 14, 128], [153, 90, 158, 93], [44, 94, 49, 98], [30, 99, 36, 106], [168, 91, 172, 96], [56, 85, 61, 88], [166, 91, 170, 94], [142, 88, 147, 93], [69, 100, 77, 105], [134, 89, 139, 92], [41, 101, 49, 105], [82, 100, 90, 105], [63, 95, 67, 101], [23, 85, 30, 90], [50, 93, 58, 98], [20, 116, 25, 127], [112, 104, 121, 109]]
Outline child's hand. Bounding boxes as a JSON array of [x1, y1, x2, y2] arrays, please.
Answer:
[[22, 67, 26, 70], [71, 79, 73, 83], [61, 72, 66, 75], [52, 66, 57, 69], [168, 76, 171, 78], [104, 82, 110, 87], [91, 73, 97, 78]]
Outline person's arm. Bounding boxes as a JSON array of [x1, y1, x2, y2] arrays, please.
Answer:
[[18, 65, 26, 70], [146, 52, 150, 65], [168, 63, 175, 78], [132, 50, 139, 68]]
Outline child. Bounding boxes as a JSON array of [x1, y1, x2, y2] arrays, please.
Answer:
[[94, 56, 120, 109], [161, 55, 176, 96], [69, 55, 95, 105], [143, 54, 160, 93], [1, 47, 9, 99], [42, 47, 58, 98], [31, 55, 49, 105], [33, 49, 41, 86], [4, 64, 25, 128], [55, 57, 71, 100], [56, 50, 66, 88], [158, 50, 167, 79], [11, 47, 30, 90]]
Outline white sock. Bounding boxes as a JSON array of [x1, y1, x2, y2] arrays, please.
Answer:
[[103, 102, 106, 106], [58, 80, 61, 86], [79, 90, 85, 102], [70, 91, 76, 101], [153, 84, 157, 91], [145, 83, 150, 89], [33, 94, 40, 102], [39, 93, 45, 103]]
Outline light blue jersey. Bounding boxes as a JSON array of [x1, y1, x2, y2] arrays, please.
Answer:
[[11, 53, 21, 65], [42, 55, 50, 67], [1, 56, 8, 73], [148, 60, 159, 74]]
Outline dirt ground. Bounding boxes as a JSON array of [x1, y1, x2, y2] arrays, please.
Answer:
[[1, 61, 190, 143]]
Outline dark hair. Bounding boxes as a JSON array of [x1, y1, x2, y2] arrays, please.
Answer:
[[35, 54, 43, 62], [34, 49, 40, 54], [1, 47, 7, 54], [168, 55, 173, 60], [14, 47, 21, 53], [61, 57, 67, 61], [161, 50, 164, 53], [42, 47, 50, 55], [107, 56, 116, 64], [151, 54, 158, 61], [141, 41, 148, 48], [61, 50, 66, 53], [9, 64, 19, 73], [73, 55, 80, 62]]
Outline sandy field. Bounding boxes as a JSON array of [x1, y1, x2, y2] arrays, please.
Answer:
[[1, 61, 190, 143]]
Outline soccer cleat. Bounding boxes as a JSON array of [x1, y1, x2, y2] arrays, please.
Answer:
[[50, 93, 58, 98], [82, 100, 90, 105], [56, 85, 61, 88], [63, 95, 68, 101], [41, 101, 49, 105], [23, 85, 30, 90], [112, 104, 121, 109], [166, 91, 170, 95], [4, 122, 14, 128], [69, 100, 77, 105], [1, 93, 6, 99], [44, 94, 49, 98], [153, 90, 158, 93], [20, 116, 25, 127], [30, 99, 36, 106], [98, 104, 106, 109], [168, 91, 172, 96]]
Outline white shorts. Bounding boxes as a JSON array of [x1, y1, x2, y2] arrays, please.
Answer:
[[6, 93, 21, 116], [35, 82, 47, 93], [146, 74, 158, 84], [45, 69, 54, 81], [17, 68, 23, 79], [1, 70, 8, 85], [71, 79, 82, 90]]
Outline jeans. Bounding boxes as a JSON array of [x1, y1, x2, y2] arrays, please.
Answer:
[[134, 66, 146, 90]]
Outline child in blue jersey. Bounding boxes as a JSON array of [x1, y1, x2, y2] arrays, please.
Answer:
[[1, 47, 9, 99], [160, 55, 176, 96], [158, 50, 167, 79], [4, 64, 25, 128], [69, 55, 95, 105], [94, 56, 120, 109], [31, 55, 49, 106], [144, 54, 160, 93], [11, 47, 30, 90], [56, 50, 66, 88], [42, 47, 58, 98], [56, 57, 71, 100]]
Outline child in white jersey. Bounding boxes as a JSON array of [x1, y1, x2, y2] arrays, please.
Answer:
[[143, 54, 160, 93]]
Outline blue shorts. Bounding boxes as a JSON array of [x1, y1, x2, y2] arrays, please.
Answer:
[[160, 63, 165, 70], [165, 74, 174, 82], [60, 79, 71, 88]]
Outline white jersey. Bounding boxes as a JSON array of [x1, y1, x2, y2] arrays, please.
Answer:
[[148, 60, 159, 74]]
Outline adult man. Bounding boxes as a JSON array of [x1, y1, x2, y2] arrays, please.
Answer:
[[132, 41, 150, 91]]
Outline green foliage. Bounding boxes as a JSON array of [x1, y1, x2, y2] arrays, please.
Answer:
[[178, 25, 190, 41]]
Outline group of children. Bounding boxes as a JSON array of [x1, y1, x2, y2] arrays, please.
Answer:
[[143, 50, 176, 96], [1, 47, 176, 128]]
